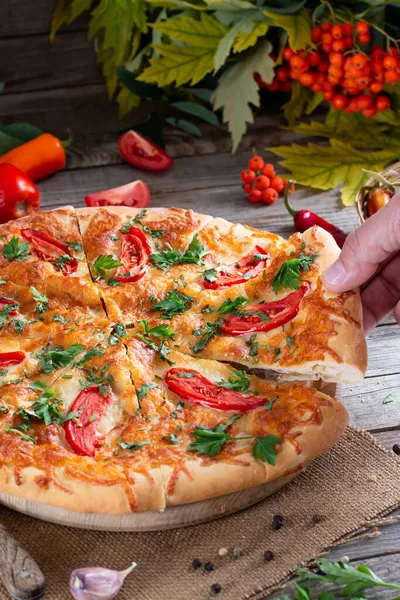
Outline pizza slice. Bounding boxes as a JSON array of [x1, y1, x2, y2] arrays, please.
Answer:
[[0, 206, 89, 285], [0, 277, 108, 340], [125, 337, 348, 506], [0, 340, 165, 514], [76, 206, 213, 322], [139, 225, 367, 383]]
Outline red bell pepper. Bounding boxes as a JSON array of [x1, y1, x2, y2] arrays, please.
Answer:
[[119, 130, 173, 172], [64, 385, 112, 457], [21, 228, 78, 275], [115, 226, 151, 283], [0, 351, 25, 367], [221, 284, 309, 336], [0, 134, 66, 182], [164, 368, 267, 412], [0, 164, 40, 224], [203, 246, 269, 289]]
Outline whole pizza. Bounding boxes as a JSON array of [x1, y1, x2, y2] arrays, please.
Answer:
[[0, 206, 367, 514]]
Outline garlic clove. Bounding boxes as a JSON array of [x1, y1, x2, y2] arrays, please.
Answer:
[[70, 563, 136, 600]]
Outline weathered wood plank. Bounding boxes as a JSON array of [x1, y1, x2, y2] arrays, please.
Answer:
[[373, 429, 400, 451], [1, 0, 88, 37], [0, 32, 101, 93]]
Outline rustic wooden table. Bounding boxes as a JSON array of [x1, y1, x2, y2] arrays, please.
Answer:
[[1, 1, 400, 596]]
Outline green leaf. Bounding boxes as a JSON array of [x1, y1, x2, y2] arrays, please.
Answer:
[[233, 20, 269, 53], [183, 87, 213, 103], [151, 290, 194, 319], [137, 382, 158, 400], [38, 343, 84, 374], [180, 235, 209, 264], [192, 320, 221, 353], [269, 140, 396, 206], [76, 347, 106, 365], [214, 18, 254, 73], [0, 123, 43, 143], [170, 101, 219, 126], [50, 0, 93, 41], [263, 8, 312, 51], [138, 14, 226, 87], [213, 40, 274, 151], [188, 414, 241, 456], [118, 438, 151, 452], [117, 67, 162, 98], [217, 369, 251, 392], [272, 252, 317, 294], [2, 238, 30, 262], [165, 118, 202, 138], [283, 81, 312, 126], [252, 434, 282, 464], [217, 296, 248, 315], [0, 303, 20, 331], [93, 254, 123, 278], [202, 267, 218, 283], [305, 92, 324, 116], [150, 235, 208, 269]]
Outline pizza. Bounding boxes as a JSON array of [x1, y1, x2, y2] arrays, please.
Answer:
[[0, 205, 367, 515]]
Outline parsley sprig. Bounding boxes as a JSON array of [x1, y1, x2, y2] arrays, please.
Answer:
[[151, 290, 194, 319], [37, 343, 84, 374], [93, 254, 122, 279], [134, 320, 175, 365], [2, 237, 29, 262], [120, 209, 164, 238], [217, 370, 251, 393], [189, 414, 282, 463], [0, 302, 19, 330], [150, 235, 209, 270], [30, 286, 49, 318], [272, 252, 318, 294], [117, 438, 151, 452], [54, 254, 74, 272]]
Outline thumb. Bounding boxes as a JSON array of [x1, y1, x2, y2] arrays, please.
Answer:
[[322, 191, 400, 293]]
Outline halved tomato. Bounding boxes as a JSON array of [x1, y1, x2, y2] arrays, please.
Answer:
[[118, 130, 173, 172], [85, 180, 150, 208]]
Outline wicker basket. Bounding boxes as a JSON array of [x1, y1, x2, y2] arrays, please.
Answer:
[[356, 161, 400, 224]]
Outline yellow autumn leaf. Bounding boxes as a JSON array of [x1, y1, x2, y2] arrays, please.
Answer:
[[233, 21, 269, 53], [263, 8, 312, 51], [117, 87, 141, 119], [268, 139, 396, 206]]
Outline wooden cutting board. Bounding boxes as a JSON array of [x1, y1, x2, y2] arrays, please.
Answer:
[[0, 382, 339, 532]]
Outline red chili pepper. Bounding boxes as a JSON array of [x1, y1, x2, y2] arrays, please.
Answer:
[[203, 246, 269, 290], [21, 228, 78, 275], [119, 130, 174, 172], [221, 284, 309, 336], [0, 351, 25, 367], [64, 385, 112, 457], [85, 180, 150, 208], [0, 164, 40, 224], [0, 297, 20, 316], [115, 226, 151, 283], [284, 180, 347, 249], [164, 368, 267, 412]]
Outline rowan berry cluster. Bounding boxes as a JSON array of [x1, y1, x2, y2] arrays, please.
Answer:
[[263, 20, 398, 117], [241, 155, 294, 204]]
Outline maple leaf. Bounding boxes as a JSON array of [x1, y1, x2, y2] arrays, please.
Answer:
[[213, 40, 274, 151], [264, 8, 312, 51], [138, 14, 226, 86], [50, 0, 93, 42], [269, 140, 396, 206], [233, 20, 269, 53]]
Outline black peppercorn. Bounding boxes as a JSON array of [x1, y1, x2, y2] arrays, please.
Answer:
[[192, 558, 202, 569], [211, 583, 222, 594], [272, 514, 284, 530], [263, 550, 274, 562], [393, 444, 400, 456], [204, 562, 215, 572]]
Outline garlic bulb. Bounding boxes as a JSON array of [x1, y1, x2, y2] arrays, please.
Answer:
[[69, 563, 136, 599]]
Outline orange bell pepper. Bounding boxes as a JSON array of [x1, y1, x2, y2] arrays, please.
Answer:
[[0, 133, 66, 181]]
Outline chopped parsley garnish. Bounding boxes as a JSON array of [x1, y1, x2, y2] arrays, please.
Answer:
[[217, 296, 249, 315], [272, 252, 318, 294], [54, 254, 74, 272], [2, 237, 29, 262], [134, 321, 175, 365], [107, 276, 121, 287], [189, 415, 281, 464], [177, 371, 196, 379], [286, 335, 295, 348], [192, 320, 222, 353], [30, 286, 49, 318], [264, 397, 278, 411], [137, 382, 158, 401], [108, 322, 127, 346], [8, 318, 31, 334], [201, 305, 215, 314], [117, 438, 151, 452], [93, 254, 122, 279], [202, 267, 218, 283], [166, 433, 180, 445], [151, 290, 194, 319], [52, 315, 69, 324], [5, 425, 35, 444], [171, 401, 184, 418], [246, 334, 258, 357], [138, 320, 175, 339], [66, 241, 83, 253], [218, 370, 251, 393], [37, 343, 84, 374], [0, 302, 19, 330], [120, 209, 164, 238], [76, 347, 106, 365], [150, 236, 208, 270], [79, 367, 114, 397]]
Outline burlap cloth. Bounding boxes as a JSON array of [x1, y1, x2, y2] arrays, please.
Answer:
[[0, 426, 399, 600]]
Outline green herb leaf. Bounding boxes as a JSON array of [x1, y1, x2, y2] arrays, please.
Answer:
[[38, 343, 84, 374], [150, 236, 208, 270], [217, 369, 251, 392], [93, 254, 123, 278], [177, 371, 196, 379], [189, 414, 241, 457], [54, 254, 74, 272], [107, 276, 121, 287], [77, 347, 106, 365], [0, 302, 20, 330], [117, 438, 151, 452], [217, 296, 248, 315], [252, 434, 282, 465], [272, 252, 318, 294], [2, 237, 29, 262], [193, 320, 221, 353], [167, 433, 180, 445], [201, 305, 215, 314], [30, 287, 49, 317], [66, 241, 83, 253], [151, 290, 194, 319], [202, 267, 218, 283], [52, 315, 69, 324], [383, 393, 394, 404], [139, 320, 176, 339], [137, 382, 158, 400], [264, 396, 278, 411]]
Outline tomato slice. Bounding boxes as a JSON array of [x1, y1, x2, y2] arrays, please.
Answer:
[[115, 226, 151, 283], [64, 385, 112, 457], [0, 351, 25, 367], [21, 228, 78, 275], [118, 130, 174, 172], [203, 246, 269, 290], [85, 180, 150, 208], [221, 284, 309, 336], [0, 297, 20, 316], [165, 368, 267, 412]]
